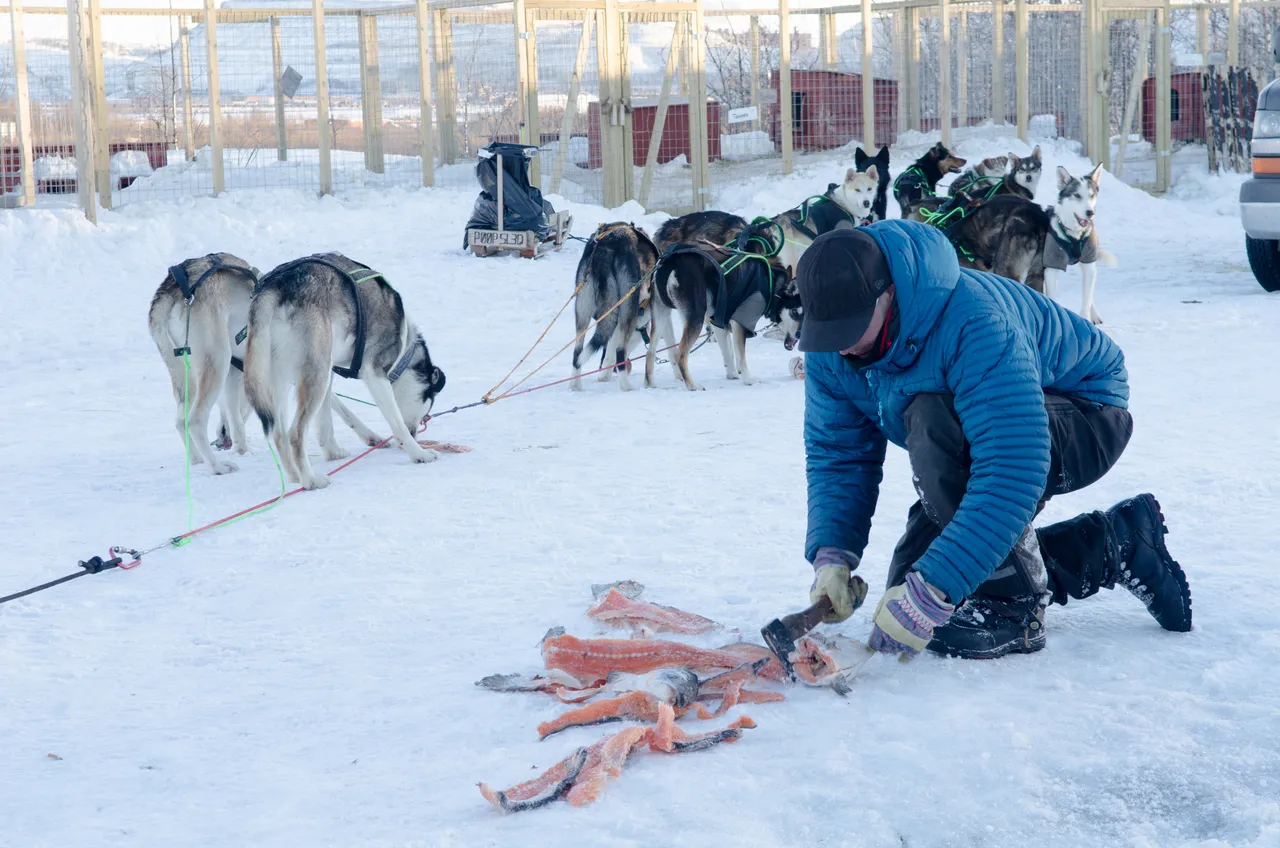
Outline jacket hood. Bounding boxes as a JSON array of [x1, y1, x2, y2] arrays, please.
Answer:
[[860, 220, 960, 371]]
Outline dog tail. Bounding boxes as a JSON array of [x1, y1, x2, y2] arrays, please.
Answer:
[[1095, 248, 1117, 267], [243, 292, 277, 436], [586, 272, 623, 356], [147, 290, 180, 360]]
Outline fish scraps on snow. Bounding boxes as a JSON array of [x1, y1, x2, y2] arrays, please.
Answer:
[[586, 588, 722, 635]]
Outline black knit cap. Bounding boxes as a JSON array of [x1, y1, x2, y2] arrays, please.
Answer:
[[795, 229, 893, 353]]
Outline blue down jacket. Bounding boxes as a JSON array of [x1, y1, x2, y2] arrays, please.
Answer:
[[804, 220, 1128, 603]]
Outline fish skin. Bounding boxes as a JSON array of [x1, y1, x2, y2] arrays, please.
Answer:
[[543, 634, 774, 680], [650, 703, 757, 753], [564, 726, 652, 807], [587, 589, 722, 635], [538, 691, 663, 740], [478, 747, 589, 813], [590, 580, 646, 601]]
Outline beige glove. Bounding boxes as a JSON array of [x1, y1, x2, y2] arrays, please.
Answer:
[[810, 564, 869, 623]]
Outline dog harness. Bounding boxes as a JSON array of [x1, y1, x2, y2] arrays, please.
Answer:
[[167, 254, 260, 369], [783, 187, 860, 239], [654, 222, 786, 337], [947, 172, 1003, 198], [893, 166, 932, 204], [1044, 215, 1100, 271], [254, 253, 418, 382]]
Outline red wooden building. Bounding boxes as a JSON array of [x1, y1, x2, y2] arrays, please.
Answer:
[[768, 69, 899, 151], [586, 97, 723, 169], [1142, 72, 1206, 143]]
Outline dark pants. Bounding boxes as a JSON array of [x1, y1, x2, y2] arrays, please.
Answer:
[[887, 393, 1134, 604]]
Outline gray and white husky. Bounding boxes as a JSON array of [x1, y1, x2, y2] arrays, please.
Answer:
[[244, 253, 446, 490], [148, 253, 257, 475], [570, 222, 660, 392], [946, 164, 1110, 324]]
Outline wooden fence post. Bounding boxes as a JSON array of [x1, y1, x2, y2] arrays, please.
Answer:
[[415, 0, 435, 187], [1228, 0, 1239, 66], [312, 0, 331, 194], [1015, 0, 1028, 141], [65, 0, 97, 222], [598, 0, 627, 207], [358, 13, 385, 174], [940, 0, 952, 145], [819, 10, 838, 71], [906, 6, 919, 131], [271, 16, 288, 161], [525, 6, 541, 186], [551, 14, 592, 195], [1196, 6, 1208, 59], [689, 0, 710, 210], [1154, 0, 1171, 192], [432, 10, 458, 164], [861, 0, 874, 147], [179, 15, 195, 161], [779, 0, 793, 174], [204, 0, 224, 195], [749, 15, 761, 131], [992, 0, 1004, 123], [1114, 11, 1151, 179], [956, 10, 967, 129], [639, 22, 682, 209], [9, 0, 36, 207], [88, 0, 109, 208]]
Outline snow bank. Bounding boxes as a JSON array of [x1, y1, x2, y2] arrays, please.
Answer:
[[110, 150, 155, 179], [720, 130, 775, 161], [32, 155, 76, 180]]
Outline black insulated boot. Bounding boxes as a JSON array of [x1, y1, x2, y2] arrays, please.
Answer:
[[1106, 494, 1193, 632], [926, 595, 1047, 660]]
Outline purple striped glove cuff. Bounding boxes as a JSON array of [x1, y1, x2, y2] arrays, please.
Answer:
[[813, 547, 860, 571], [868, 571, 955, 657]]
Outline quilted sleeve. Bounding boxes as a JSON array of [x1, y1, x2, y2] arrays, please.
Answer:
[[804, 355, 888, 563], [912, 315, 1051, 602]]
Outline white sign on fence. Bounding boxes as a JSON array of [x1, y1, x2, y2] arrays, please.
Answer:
[[727, 106, 759, 124]]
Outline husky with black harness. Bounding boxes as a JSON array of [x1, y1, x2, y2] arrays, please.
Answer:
[[772, 167, 879, 283], [148, 253, 260, 475], [647, 212, 798, 391], [244, 253, 447, 490]]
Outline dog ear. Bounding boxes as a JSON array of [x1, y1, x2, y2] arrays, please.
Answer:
[[1007, 154, 1020, 171], [1031, 144, 1042, 159], [1087, 163, 1103, 189], [846, 167, 857, 182], [864, 164, 878, 182], [1057, 165, 1072, 189], [430, 367, 446, 392], [855, 148, 867, 166], [877, 146, 890, 163]]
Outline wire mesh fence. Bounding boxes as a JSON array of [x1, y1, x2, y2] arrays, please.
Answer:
[[3, 0, 1280, 216]]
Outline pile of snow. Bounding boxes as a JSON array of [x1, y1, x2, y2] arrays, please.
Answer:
[[32, 155, 76, 180], [1029, 113, 1059, 139], [720, 130, 775, 161], [110, 150, 155, 179], [540, 135, 590, 167]]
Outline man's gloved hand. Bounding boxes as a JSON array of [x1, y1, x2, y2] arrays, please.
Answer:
[[810, 548, 868, 623], [869, 571, 955, 657]]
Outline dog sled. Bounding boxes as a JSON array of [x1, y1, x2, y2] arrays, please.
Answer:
[[465, 143, 573, 259]]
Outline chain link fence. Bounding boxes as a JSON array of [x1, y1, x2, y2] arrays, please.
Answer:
[[3, 0, 1280, 216]]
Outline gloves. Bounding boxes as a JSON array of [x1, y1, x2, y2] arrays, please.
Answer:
[[869, 571, 955, 657], [810, 548, 868, 623]]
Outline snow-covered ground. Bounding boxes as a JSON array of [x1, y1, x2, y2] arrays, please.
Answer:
[[1, 132, 1278, 848]]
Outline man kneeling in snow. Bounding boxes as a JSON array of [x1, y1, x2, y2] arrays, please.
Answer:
[[798, 223, 1192, 660]]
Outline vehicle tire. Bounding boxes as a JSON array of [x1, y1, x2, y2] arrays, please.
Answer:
[[1245, 235, 1280, 292]]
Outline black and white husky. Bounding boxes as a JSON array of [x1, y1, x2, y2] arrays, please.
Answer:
[[244, 253, 446, 490], [571, 222, 660, 392], [947, 164, 1110, 323], [648, 212, 797, 391], [148, 253, 258, 475]]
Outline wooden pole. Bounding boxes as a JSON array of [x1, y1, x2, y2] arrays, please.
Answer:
[[599, 0, 626, 207], [906, 6, 919, 131], [689, 0, 710, 211], [524, 6, 541, 187], [956, 10, 967, 129], [861, 0, 874, 147], [432, 11, 458, 165], [992, 0, 1004, 124], [271, 16, 287, 161], [358, 13, 384, 174], [550, 15, 591, 195], [639, 22, 682, 208], [1228, 0, 1239, 66], [88, 0, 109, 208], [9, 0, 36, 206], [940, 0, 951, 145], [750, 15, 760, 131], [179, 16, 195, 161], [1114, 11, 1151, 179], [313, 0, 331, 195], [819, 10, 837, 71], [1196, 5, 1208, 60], [1155, 1, 1171, 192], [513, 0, 532, 145], [204, 0, 224, 195], [619, 8, 633, 200], [1015, 0, 1028, 141], [779, 0, 792, 174], [66, 0, 97, 222], [894, 8, 906, 134], [415, 0, 435, 187]]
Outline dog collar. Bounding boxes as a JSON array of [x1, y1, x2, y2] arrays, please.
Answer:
[[388, 334, 426, 384]]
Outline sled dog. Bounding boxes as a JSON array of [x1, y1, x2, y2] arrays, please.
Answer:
[[892, 142, 966, 217], [244, 253, 446, 489], [647, 212, 797, 391], [948, 146, 1043, 203], [772, 167, 879, 287], [571, 222, 660, 392], [947, 164, 1111, 324], [854, 145, 892, 222], [148, 253, 259, 475]]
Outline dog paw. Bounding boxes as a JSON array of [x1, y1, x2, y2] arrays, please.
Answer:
[[211, 460, 239, 475], [234, 443, 250, 456], [570, 379, 584, 392], [409, 448, 440, 464], [322, 444, 350, 462], [596, 370, 612, 383], [739, 373, 759, 386], [303, 474, 332, 490]]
